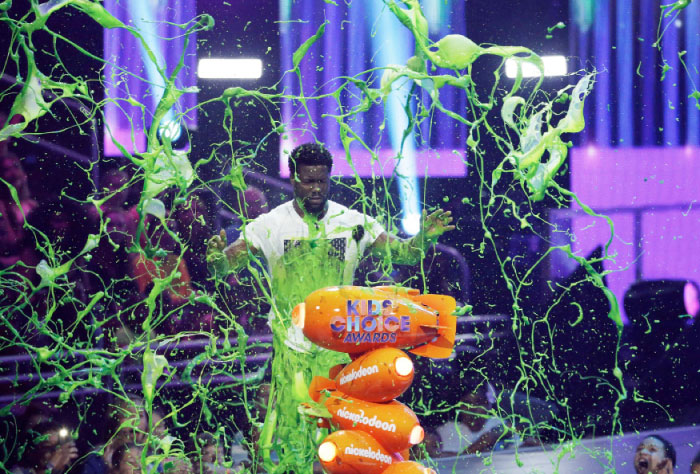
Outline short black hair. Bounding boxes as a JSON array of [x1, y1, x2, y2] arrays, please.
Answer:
[[288, 143, 333, 178], [648, 434, 676, 467]]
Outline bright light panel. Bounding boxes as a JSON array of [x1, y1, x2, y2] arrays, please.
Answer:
[[198, 58, 262, 79], [505, 55, 567, 78]]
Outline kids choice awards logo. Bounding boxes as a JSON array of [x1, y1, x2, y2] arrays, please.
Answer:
[[330, 299, 411, 344]]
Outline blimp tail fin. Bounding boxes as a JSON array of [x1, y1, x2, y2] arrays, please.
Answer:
[[309, 376, 336, 402], [408, 294, 457, 359]]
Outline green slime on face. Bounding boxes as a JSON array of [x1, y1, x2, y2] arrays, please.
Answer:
[[2, 0, 681, 472]]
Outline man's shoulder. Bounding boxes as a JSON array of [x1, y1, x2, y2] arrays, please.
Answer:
[[248, 201, 294, 225], [326, 200, 368, 220]]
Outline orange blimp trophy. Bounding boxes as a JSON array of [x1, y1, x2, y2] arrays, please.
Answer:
[[292, 285, 456, 474]]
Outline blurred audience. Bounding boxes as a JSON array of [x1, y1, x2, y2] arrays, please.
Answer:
[[188, 432, 228, 474], [81, 395, 147, 474], [0, 152, 38, 268], [109, 443, 142, 474], [691, 450, 700, 474], [434, 379, 506, 456], [11, 421, 78, 474], [174, 191, 216, 289]]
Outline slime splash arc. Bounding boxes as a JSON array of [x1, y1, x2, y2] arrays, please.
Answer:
[[292, 285, 456, 473], [7, 0, 688, 471]]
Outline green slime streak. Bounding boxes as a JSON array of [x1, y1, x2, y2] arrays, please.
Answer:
[[0, 0, 656, 473]]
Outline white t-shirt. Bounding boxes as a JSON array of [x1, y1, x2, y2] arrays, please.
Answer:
[[241, 200, 385, 351], [436, 417, 504, 454]]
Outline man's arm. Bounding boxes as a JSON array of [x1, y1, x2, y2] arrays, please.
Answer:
[[463, 425, 503, 455], [206, 229, 260, 277], [368, 208, 455, 265]]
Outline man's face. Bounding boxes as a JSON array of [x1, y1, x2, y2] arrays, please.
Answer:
[[292, 164, 330, 216], [118, 446, 142, 474], [634, 437, 670, 474]]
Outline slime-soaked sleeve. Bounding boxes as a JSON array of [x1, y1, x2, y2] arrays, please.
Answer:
[[241, 214, 271, 257], [361, 213, 385, 248]]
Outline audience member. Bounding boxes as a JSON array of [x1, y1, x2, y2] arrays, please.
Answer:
[[435, 379, 506, 456], [81, 396, 147, 474], [94, 166, 139, 238], [109, 443, 142, 474], [222, 185, 268, 245], [634, 435, 676, 474], [87, 209, 140, 344], [11, 421, 78, 474], [691, 450, 700, 474], [0, 152, 38, 267], [188, 432, 228, 474], [174, 191, 216, 289]]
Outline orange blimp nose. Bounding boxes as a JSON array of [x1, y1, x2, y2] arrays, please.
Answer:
[[324, 392, 423, 452], [382, 461, 437, 474], [292, 286, 457, 358], [318, 430, 393, 474]]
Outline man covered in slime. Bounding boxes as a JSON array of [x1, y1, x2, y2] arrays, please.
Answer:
[[206, 143, 454, 472]]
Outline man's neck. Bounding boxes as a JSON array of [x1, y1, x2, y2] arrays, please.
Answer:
[[293, 199, 328, 220]]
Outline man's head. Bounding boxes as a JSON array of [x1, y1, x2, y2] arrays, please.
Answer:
[[456, 380, 492, 431], [634, 435, 676, 474], [288, 143, 333, 217]]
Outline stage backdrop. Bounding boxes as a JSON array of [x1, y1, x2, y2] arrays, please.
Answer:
[[569, 0, 700, 147], [279, 0, 468, 178], [103, 0, 198, 157]]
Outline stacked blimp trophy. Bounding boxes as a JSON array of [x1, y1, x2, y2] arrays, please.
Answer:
[[292, 285, 457, 474]]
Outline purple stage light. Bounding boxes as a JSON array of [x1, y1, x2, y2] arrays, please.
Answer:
[[684, 281, 700, 319]]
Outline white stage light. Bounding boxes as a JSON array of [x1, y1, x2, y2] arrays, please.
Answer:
[[198, 58, 263, 79], [401, 213, 421, 236], [505, 55, 567, 78]]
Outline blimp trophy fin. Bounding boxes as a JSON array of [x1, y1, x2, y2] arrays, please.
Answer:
[[408, 294, 457, 359]]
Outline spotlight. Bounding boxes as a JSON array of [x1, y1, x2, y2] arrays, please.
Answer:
[[156, 119, 188, 150], [401, 213, 421, 236], [197, 58, 263, 79], [158, 120, 182, 142], [623, 279, 700, 323], [505, 55, 567, 78]]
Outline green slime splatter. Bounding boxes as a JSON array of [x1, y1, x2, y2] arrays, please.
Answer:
[[1, 1, 673, 473]]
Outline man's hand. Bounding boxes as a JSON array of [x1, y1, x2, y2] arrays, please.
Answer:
[[48, 440, 79, 471], [207, 229, 229, 276], [421, 208, 455, 242]]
